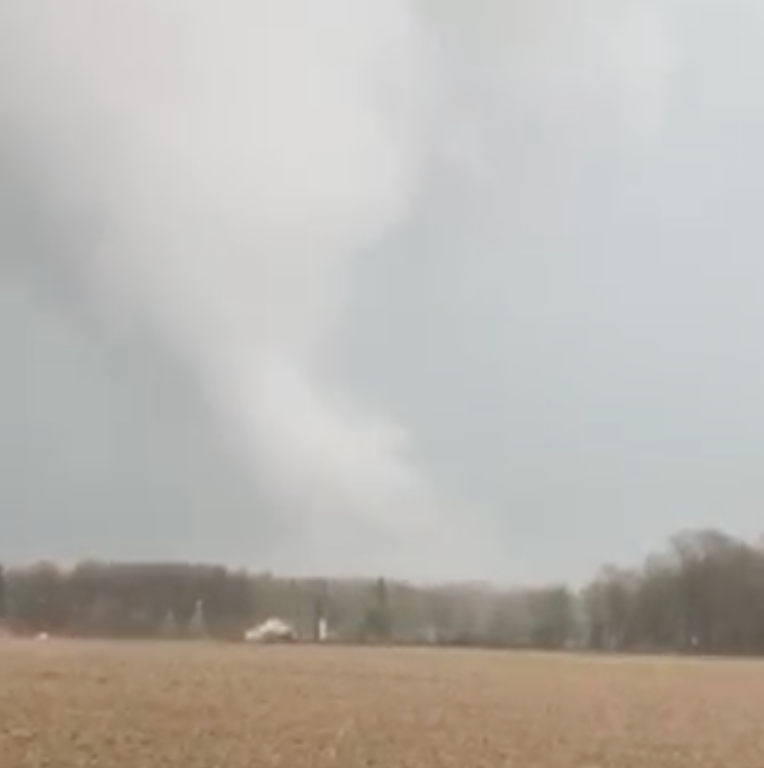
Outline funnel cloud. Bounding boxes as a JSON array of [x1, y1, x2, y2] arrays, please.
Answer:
[[3, 1, 763, 581]]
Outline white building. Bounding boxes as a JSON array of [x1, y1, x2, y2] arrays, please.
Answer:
[[244, 617, 296, 643]]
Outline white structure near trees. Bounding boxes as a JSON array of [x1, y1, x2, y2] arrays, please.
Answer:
[[188, 599, 207, 638], [244, 617, 296, 643]]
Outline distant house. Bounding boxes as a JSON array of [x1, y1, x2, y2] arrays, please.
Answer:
[[244, 617, 296, 643]]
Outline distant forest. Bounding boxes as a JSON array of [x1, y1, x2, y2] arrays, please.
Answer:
[[2, 527, 763, 655]]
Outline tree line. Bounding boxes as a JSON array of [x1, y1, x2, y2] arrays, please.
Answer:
[[1, 527, 763, 655]]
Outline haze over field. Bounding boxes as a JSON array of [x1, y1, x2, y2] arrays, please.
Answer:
[[1, 1, 764, 581]]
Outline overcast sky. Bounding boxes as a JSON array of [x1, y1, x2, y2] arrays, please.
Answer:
[[1, 1, 764, 583]]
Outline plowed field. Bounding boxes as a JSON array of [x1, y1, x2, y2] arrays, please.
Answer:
[[2, 642, 763, 767]]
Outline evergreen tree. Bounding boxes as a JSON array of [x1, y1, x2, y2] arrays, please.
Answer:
[[0, 564, 7, 620], [362, 577, 392, 642]]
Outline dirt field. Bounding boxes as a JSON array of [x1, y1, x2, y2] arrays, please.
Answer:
[[2, 642, 764, 767]]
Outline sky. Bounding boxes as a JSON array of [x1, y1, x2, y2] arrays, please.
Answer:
[[1, 1, 764, 583]]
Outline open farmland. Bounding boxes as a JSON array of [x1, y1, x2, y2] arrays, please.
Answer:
[[2, 642, 764, 767]]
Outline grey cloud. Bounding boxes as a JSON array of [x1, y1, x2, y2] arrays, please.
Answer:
[[2, 1, 764, 582]]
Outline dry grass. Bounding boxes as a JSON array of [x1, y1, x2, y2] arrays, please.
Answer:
[[2, 641, 764, 767]]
